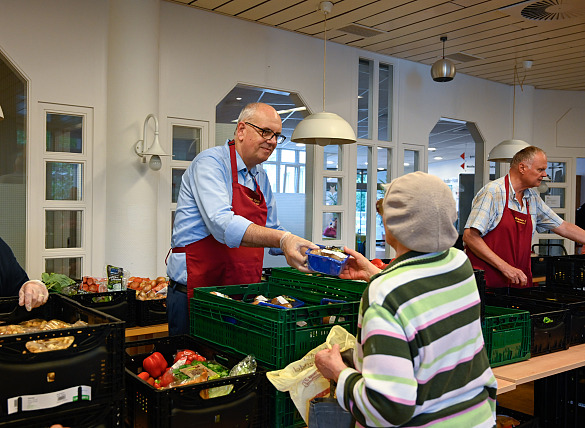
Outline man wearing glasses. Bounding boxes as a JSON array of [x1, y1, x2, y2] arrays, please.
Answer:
[[166, 102, 318, 335]]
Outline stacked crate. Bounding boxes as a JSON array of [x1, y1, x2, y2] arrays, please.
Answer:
[[190, 270, 365, 428], [0, 294, 125, 427], [124, 335, 268, 428]]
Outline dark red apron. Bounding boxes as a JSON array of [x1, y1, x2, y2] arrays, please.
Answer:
[[467, 175, 533, 288], [173, 141, 267, 299]]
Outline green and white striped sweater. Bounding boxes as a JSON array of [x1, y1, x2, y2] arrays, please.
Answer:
[[337, 248, 497, 427]]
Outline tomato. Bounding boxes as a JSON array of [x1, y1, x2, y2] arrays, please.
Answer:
[[137, 371, 150, 381], [159, 368, 175, 388], [371, 258, 385, 269]]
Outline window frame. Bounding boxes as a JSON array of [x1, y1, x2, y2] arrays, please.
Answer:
[[34, 103, 94, 278]]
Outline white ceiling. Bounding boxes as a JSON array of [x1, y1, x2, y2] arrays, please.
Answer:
[[167, 0, 585, 91]]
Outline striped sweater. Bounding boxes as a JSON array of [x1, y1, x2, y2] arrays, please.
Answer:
[[337, 248, 497, 427]]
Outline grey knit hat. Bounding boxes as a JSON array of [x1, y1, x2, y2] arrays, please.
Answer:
[[383, 171, 457, 253]]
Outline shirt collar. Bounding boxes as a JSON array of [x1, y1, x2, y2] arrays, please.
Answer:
[[227, 140, 260, 177], [507, 174, 529, 201]]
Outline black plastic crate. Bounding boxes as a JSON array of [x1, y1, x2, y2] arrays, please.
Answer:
[[546, 255, 585, 289], [496, 406, 538, 428], [494, 287, 585, 346], [0, 294, 125, 423], [64, 288, 137, 327], [0, 395, 124, 428], [125, 334, 268, 428], [534, 367, 583, 428], [135, 297, 167, 326], [485, 294, 570, 356]]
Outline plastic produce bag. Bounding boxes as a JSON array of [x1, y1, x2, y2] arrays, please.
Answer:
[[206, 355, 257, 398], [266, 326, 356, 424]]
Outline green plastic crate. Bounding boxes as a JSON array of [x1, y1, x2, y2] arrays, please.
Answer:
[[481, 305, 531, 368], [267, 267, 367, 301], [190, 282, 360, 368], [270, 389, 305, 428]]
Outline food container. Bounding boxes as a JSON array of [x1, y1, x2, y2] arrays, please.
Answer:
[[125, 334, 268, 428], [0, 294, 124, 425], [305, 245, 349, 276], [190, 282, 359, 368]]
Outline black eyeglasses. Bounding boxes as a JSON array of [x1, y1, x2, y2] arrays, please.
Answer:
[[244, 122, 286, 144]]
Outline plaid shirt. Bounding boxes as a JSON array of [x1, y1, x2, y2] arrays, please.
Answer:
[[465, 175, 563, 237]]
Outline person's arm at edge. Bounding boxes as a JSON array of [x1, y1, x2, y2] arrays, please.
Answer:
[[462, 227, 527, 286], [552, 221, 585, 245]]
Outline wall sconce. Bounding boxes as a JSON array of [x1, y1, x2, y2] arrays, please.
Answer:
[[134, 114, 170, 171]]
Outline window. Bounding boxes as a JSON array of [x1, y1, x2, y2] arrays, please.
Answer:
[[0, 53, 27, 267], [168, 119, 208, 241], [354, 58, 395, 258], [41, 106, 93, 279], [534, 159, 572, 255]]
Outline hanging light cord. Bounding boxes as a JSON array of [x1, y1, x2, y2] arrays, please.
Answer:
[[323, 10, 327, 111], [511, 64, 527, 139]]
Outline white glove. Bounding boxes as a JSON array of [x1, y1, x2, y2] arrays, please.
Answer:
[[280, 232, 319, 273]]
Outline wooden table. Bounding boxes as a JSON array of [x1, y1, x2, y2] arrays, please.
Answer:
[[125, 323, 168, 339], [493, 343, 585, 385], [496, 378, 516, 395]]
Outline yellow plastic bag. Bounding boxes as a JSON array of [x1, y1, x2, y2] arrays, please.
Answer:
[[266, 325, 356, 424]]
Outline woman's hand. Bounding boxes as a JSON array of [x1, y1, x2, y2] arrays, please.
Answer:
[[338, 246, 380, 281], [315, 344, 347, 383]]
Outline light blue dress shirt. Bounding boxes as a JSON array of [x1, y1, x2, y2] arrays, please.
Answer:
[[167, 141, 284, 284], [465, 174, 563, 237]]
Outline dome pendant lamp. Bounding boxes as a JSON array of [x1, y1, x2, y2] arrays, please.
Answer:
[[291, 1, 356, 146], [488, 64, 530, 162], [431, 36, 456, 82]]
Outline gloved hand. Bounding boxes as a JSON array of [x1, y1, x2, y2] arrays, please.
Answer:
[[280, 232, 319, 273], [19, 280, 49, 311]]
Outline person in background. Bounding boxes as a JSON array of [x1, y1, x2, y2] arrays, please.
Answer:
[[576, 202, 585, 254], [314, 172, 496, 427], [0, 237, 48, 310], [463, 146, 585, 288], [166, 102, 318, 335]]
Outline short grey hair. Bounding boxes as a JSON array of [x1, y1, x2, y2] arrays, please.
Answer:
[[510, 146, 545, 168], [236, 103, 264, 124]]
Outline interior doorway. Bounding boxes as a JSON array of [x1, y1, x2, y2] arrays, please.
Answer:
[[427, 118, 485, 241], [576, 158, 585, 254]]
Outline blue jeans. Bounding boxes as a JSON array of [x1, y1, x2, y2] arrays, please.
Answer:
[[308, 398, 354, 428], [166, 284, 189, 335]]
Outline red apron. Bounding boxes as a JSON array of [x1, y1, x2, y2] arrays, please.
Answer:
[[174, 141, 267, 299], [467, 175, 533, 289]]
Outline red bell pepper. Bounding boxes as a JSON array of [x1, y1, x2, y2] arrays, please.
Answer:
[[143, 351, 168, 378], [173, 349, 204, 365]]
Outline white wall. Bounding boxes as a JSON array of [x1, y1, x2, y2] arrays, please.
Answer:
[[0, 0, 583, 276]]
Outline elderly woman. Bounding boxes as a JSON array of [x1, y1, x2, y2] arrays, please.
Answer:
[[315, 172, 496, 427]]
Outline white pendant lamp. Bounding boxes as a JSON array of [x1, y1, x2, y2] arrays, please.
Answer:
[[431, 36, 456, 82], [291, 1, 356, 146], [488, 64, 531, 162]]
